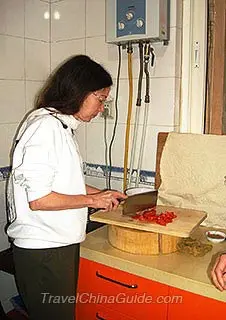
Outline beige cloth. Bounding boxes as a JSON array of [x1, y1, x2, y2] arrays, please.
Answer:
[[157, 132, 226, 228]]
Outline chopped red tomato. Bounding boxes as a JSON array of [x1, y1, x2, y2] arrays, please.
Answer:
[[132, 207, 177, 226]]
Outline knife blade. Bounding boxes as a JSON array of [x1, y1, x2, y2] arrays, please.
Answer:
[[122, 190, 158, 216]]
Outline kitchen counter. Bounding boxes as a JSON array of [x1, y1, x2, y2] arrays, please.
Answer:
[[80, 225, 226, 302]]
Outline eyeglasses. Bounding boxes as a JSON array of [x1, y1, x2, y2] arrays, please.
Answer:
[[92, 92, 109, 104]]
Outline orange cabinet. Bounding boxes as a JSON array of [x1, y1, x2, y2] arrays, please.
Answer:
[[168, 286, 226, 319], [76, 258, 169, 320], [77, 303, 135, 320], [76, 258, 226, 320]]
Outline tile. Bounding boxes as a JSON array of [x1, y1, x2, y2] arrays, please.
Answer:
[[108, 179, 123, 192], [146, 77, 178, 126], [51, 0, 85, 41], [0, 0, 24, 37], [51, 38, 85, 71], [86, 0, 105, 37], [104, 124, 175, 177], [0, 181, 7, 224], [86, 122, 105, 165], [95, 77, 179, 127], [25, 39, 50, 80], [25, 80, 44, 111], [140, 125, 176, 172], [86, 122, 134, 169], [0, 271, 18, 301], [85, 176, 106, 190], [0, 35, 24, 80], [170, 0, 183, 28], [107, 123, 133, 169], [113, 77, 178, 127], [85, 169, 143, 192], [25, 0, 50, 41], [86, 121, 125, 167], [0, 224, 10, 252], [1, 299, 14, 314], [151, 27, 181, 78], [0, 124, 19, 167], [75, 123, 87, 162], [0, 80, 25, 124]]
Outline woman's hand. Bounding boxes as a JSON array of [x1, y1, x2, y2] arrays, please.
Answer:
[[89, 190, 127, 212], [211, 254, 226, 291]]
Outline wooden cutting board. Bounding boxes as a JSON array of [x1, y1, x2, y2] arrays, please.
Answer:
[[90, 205, 207, 237]]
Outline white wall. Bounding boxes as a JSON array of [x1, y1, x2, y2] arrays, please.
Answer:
[[50, 0, 182, 191], [0, 0, 50, 312], [0, 0, 50, 247], [0, 0, 182, 312], [0, 0, 183, 244]]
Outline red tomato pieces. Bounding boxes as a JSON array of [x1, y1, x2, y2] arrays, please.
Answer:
[[132, 207, 177, 226]]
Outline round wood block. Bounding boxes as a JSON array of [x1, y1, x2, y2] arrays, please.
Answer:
[[108, 225, 181, 255]]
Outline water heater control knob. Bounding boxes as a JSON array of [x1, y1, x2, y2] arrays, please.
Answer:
[[126, 11, 134, 21], [136, 19, 144, 28], [118, 21, 125, 30]]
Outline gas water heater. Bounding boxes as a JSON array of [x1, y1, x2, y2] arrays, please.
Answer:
[[105, 0, 169, 45]]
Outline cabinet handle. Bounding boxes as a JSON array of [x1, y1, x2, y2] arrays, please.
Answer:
[[96, 313, 106, 320], [96, 271, 138, 289]]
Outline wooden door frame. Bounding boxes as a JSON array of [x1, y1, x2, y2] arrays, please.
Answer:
[[205, 0, 226, 134]]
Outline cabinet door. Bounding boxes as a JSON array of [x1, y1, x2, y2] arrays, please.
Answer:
[[168, 286, 226, 320], [77, 258, 168, 320], [77, 303, 135, 320]]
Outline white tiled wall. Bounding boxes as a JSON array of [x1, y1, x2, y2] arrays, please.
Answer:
[[50, 0, 182, 192], [0, 0, 51, 310], [51, 0, 85, 41], [0, 0, 182, 311], [0, 0, 182, 246], [0, 0, 50, 242], [0, 271, 18, 313]]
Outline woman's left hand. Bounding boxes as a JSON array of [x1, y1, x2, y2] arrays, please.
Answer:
[[211, 254, 226, 291]]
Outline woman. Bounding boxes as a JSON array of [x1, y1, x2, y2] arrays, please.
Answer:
[[6, 55, 127, 320]]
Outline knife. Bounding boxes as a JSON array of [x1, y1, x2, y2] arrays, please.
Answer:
[[122, 190, 158, 216]]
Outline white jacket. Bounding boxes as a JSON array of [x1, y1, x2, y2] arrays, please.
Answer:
[[7, 108, 87, 249]]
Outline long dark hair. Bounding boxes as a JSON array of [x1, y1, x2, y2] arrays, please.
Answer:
[[35, 55, 113, 115]]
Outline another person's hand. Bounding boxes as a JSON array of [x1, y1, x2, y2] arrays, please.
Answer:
[[89, 190, 127, 212], [211, 253, 226, 291]]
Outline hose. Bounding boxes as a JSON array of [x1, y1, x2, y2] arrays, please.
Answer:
[[123, 43, 133, 191], [108, 45, 122, 189], [135, 42, 152, 186], [136, 42, 144, 107], [128, 42, 144, 187]]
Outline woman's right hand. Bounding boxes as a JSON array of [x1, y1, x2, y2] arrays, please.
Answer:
[[89, 190, 127, 212]]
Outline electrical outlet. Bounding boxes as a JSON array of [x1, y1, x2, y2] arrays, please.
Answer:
[[101, 99, 114, 119]]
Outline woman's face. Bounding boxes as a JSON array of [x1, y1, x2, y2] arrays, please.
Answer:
[[74, 87, 111, 122]]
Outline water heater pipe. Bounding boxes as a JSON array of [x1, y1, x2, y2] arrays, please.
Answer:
[[123, 43, 133, 191], [128, 42, 144, 187], [135, 43, 152, 186]]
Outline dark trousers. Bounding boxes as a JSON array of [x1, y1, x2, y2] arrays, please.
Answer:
[[13, 243, 80, 320]]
